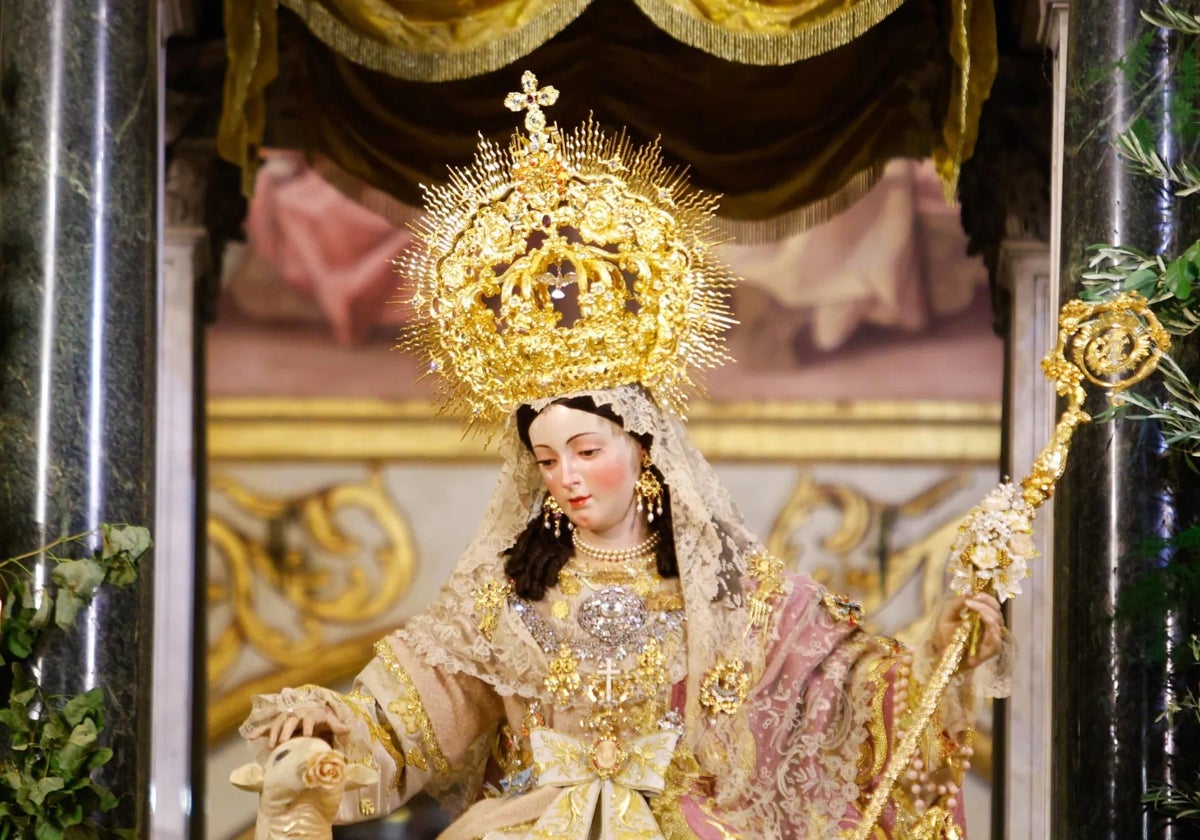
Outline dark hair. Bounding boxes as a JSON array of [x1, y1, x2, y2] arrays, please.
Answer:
[[503, 396, 678, 599]]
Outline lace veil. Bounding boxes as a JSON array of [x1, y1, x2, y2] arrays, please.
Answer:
[[395, 384, 764, 765]]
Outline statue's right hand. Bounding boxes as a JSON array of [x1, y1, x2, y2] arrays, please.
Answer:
[[244, 705, 351, 749]]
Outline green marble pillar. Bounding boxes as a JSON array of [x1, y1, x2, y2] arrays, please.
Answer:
[[0, 1, 157, 832], [1055, 2, 1200, 837]]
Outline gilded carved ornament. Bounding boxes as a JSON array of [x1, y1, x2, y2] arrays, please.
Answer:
[[207, 471, 416, 690]]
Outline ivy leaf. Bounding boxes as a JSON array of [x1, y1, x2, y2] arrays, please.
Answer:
[[40, 711, 70, 746], [67, 718, 98, 748], [0, 707, 28, 731], [34, 822, 64, 840], [90, 781, 118, 812], [9, 675, 37, 711], [53, 590, 85, 631], [32, 595, 53, 630], [50, 559, 105, 630], [61, 688, 102, 728], [51, 559, 104, 601], [103, 554, 137, 588], [100, 524, 151, 565], [83, 746, 112, 773], [55, 719, 99, 775], [29, 776, 65, 806], [57, 801, 84, 827], [5, 618, 37, 659]]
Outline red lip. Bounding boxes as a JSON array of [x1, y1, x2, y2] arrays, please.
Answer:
[[568, 496, 591, 508]]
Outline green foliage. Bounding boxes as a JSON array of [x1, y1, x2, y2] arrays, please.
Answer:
[[1077, 4, 1200, 828], [1172, 44, 1200, 143], [1114, 527, 1200, 665], [1119, 30, 1156, 89], [1143, 636, 1200, 825], [1080, 243, 1200, 334], [1098, 353, 1200, 456], [0, 525, 150, 838]]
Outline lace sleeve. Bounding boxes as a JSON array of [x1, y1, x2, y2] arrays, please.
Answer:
[[240, 634, 506, 823]]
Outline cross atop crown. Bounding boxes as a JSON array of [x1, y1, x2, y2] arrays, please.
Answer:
[[504, 71, 559, 138]]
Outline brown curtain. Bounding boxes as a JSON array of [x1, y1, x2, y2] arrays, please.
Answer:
[[218, 0, 995, 238]]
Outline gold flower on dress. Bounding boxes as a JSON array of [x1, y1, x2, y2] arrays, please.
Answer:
[[545, 645, 582, 705], [634, 638, 669, 694], [700, 657, 750, 715]]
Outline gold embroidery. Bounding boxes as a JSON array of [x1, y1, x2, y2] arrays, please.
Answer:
[[343, 691, 406, 790], [373, 639, 451, 775], [649, 748, 703, 840], [358, 797, 376, 816], [472, 579, 512, 640], [909, 805, 958, 839], [858, 653, 893, 785], [703, 818, 741, 840]]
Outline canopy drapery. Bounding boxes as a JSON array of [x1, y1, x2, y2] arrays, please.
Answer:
[[219, 0, 995, 239]]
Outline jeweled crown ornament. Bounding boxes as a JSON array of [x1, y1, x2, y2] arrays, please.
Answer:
[[397, 71, 737, 423]]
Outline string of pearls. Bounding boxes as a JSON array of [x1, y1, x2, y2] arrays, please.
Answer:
[[571, 530, 660, 563]]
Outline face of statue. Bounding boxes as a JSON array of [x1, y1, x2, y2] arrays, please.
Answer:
[[528, 404, 646, 545]]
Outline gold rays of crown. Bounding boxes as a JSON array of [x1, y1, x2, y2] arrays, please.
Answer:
[[396, 71, 738, 424]]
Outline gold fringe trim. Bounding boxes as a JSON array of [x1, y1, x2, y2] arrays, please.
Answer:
[[713, 164, 884, 244], [278, 0, 593, 81], [631, 0, 905, 65], [314, 152, 883, 245]]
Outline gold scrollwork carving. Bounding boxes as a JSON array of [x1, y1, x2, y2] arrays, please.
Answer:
[[766, 473, 969, 616], [207, 471, 416, 688]]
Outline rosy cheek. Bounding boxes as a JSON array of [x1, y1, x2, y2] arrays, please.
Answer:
[[588, 458, 630, 492]]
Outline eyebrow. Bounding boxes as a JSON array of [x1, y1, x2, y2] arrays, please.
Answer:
[[532, 431, 604, 450]]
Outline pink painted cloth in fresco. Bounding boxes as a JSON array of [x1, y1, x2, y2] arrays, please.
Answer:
[[243, 153, 414, 344]]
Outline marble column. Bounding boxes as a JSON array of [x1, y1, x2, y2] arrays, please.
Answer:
[[1055, 2, 1200, 837], [0, 1, 157, 834]]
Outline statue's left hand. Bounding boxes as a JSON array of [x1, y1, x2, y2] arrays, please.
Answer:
[[245, 704, 351, 749], [933, 594, 1004, 670]]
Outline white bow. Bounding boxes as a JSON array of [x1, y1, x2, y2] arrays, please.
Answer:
[[487, 728, 679, 840]]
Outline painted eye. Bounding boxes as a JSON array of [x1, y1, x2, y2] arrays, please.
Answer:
[[273, 748, 291, 763]]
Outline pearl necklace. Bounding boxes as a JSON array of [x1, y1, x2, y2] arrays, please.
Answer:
[[571, 530, 660, 563]]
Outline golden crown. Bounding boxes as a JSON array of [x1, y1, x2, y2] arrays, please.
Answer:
[[397, 71, 737, 423]]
